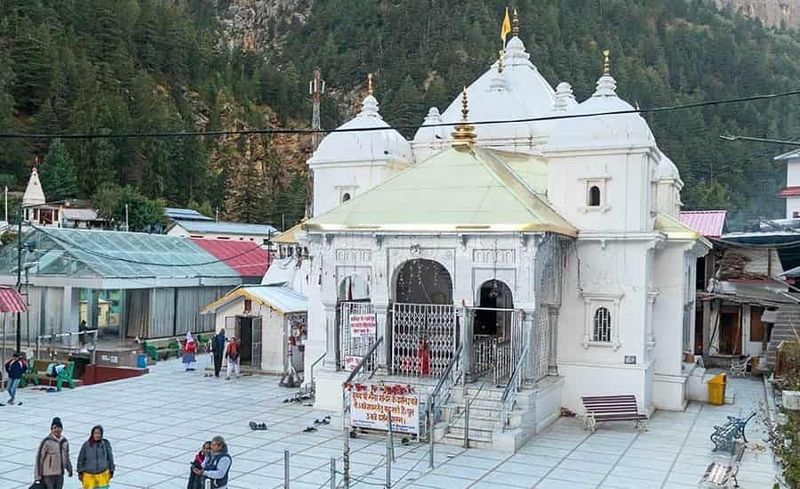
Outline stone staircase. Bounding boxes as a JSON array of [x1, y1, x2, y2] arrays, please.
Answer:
[[766, 304, 800, 369], [435, 382, 537, 451]]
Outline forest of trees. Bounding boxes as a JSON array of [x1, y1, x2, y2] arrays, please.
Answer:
[[3, 0, 800, 229]]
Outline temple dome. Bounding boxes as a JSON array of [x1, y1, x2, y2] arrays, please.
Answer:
[[427, 36, 555, 151], [548, 72, 654, 150], [657, 151, 681, 181], [309, 94, 412, 165], [411, 107, 447, 162]]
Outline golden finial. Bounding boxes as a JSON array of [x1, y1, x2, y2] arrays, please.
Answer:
[[602, 50, 611, 76], [498, 50, 504, 73], [367, 73, 374, 95], [452, 87, 477, 149], [512, 8, 520, 36]]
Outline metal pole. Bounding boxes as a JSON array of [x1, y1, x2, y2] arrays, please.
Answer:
[[343, 390, 350, 489], [15, 204, 22, 353], [4, 186, 7, 223], [428, 406, 434, 470], [387, 408, 395, 462], [284, 450, 290, 488], [91, 330, 97, 364], [463, 403, 470, 449], [1, 314, 6, 392], [385, 441, 392, 489], [329, 457, 336, 489], [124, 204, 129, 232]]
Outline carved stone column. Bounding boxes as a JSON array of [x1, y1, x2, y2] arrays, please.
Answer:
[[373, 300, 390, 372], [523, 309, 537, 381], [322, 301, 339, 370], [547, 304, 560, 375]]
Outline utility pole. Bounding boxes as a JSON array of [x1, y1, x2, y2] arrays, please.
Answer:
[[15, 204, 22, 352], [4, 186, 7, 223], [307, 67, 325, 219], [124, 203, 129, 232]]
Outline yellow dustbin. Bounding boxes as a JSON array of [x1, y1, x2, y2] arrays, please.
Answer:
[[708, 373, 726, 406]]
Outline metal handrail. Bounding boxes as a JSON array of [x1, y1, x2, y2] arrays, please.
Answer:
[[343, 336, 383, 386], [499, 343, 529, 431], [425, 343, 464, 439], [307, 352, 326, 394]]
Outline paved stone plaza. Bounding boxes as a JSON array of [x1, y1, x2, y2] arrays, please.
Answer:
[[0, 360, 778, 488]]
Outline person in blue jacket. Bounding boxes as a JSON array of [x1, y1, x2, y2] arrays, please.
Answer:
[[3, 352, 27, 405]]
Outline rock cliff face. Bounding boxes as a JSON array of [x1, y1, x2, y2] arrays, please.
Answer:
[[715, 0, 800, 28], [216, 0, 312, 52]]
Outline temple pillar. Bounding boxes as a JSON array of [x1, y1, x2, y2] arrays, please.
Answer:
[[322, 301, 338, 370], [547, 305, 559, 375]]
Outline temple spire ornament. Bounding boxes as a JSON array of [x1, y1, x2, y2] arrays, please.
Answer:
[[367, 73, 374, 95], [512, 8, 520, 36], [498, 49, 505, 73], [451, 87, 477, 149], [603, 50, 611, 76]]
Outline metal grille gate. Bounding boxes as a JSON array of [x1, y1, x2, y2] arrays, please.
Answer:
[[391, 303, 458, 377], [251, 316, 262, 368], [338, 301, 376, 370], [468, 308, 523, 384]]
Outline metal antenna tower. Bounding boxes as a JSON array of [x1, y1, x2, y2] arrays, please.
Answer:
[[305, 68, 325, 219]]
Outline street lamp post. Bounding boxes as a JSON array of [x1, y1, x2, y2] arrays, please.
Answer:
[[15, 204, 22, 352]]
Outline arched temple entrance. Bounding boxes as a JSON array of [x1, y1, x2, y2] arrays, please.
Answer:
[[391, 259, 456, 377], [469, 279, 522, 383], [337, 274, 374, 371]]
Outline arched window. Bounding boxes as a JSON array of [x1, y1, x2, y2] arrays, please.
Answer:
[[342, 193, 351, 203], [593, 307, 612, 342], [588, 185, 601, 207]]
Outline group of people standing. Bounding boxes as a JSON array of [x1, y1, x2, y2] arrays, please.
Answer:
[[33, 418, 114, 489], [32, 418, 232, 489], [182, 329, 242, 379]]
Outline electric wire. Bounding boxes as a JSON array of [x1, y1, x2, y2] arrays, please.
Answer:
[[0, 89, 799, 140]]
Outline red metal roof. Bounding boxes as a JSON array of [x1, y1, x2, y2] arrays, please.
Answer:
[[191, 239, 270, 278], [679, 210, 727, 238], [0, 287, 27, 313], [777, 186, 800, 197]]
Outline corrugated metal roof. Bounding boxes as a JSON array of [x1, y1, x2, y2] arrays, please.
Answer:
[[0, 287, 27, 312], [165, 208, 213, 221], [304, 147, 577, 236], [777, 186, 800, 197], [62, 208, 102, 221], [679, 210, 727, 238], [656, 212, 712, 248], [192, 239, 270, 278], [172, 220, 277, 236], [201, 285, 307, 314]]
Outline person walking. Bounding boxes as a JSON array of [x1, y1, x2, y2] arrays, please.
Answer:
[[182, 332, 198, 371], [34, 417, 73, 489], [225, 337, 240, 380], [4, 351, 27, 405], [187, 441, 211, 489], [211, 328, 226, 378], [76, 425, 114, 489], [192, 435, 231, 489]]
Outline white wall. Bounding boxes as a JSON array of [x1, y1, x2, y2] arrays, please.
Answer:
[[557, 237, 655, 412], [310, 159, 409, 218], [787, 196, 800, 219], [166, 225, 268, 243], [545, 148, 656, 233]]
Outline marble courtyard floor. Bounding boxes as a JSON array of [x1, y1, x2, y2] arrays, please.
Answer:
[[0, 360, 778, 488]]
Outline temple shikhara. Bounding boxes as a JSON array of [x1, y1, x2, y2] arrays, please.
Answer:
[[298, 12, 710, 449]]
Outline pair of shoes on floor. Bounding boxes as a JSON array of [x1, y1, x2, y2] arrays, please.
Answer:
[[249, 421, 268, 431], [225, 377, 231, 381], [313, 416, 331, 425], [303, 426, 317, 432]]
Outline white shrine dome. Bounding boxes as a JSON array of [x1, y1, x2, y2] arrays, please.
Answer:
[[308, 94, 412, 166], [657, 151, 681, 181], [548, 72, 654, 151], [411, 107, 447, 163], [428, 35, 555, 149]]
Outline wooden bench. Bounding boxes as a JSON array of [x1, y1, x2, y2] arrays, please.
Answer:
[[581, 394, 648, 433], [699, 444, 745, 488], [26, 360, 81, 391], [142, 338, 181, 361], [711, 413, 755, 452]]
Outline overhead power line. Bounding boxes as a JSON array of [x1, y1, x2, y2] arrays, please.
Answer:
[[720, 134, 800, 147], [0, 88, 799, 140]]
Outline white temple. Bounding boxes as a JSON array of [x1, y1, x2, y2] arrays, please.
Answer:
[[298, 16, 710, 450]]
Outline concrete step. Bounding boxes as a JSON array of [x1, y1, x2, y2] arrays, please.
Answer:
[[445, 426, 494, 443], [449, 414, 502, 431]]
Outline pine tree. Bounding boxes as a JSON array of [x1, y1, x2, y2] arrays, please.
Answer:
[[39, 139, 79, 201]]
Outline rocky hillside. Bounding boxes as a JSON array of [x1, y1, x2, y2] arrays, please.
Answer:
[[715, 0, 800, 28]]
